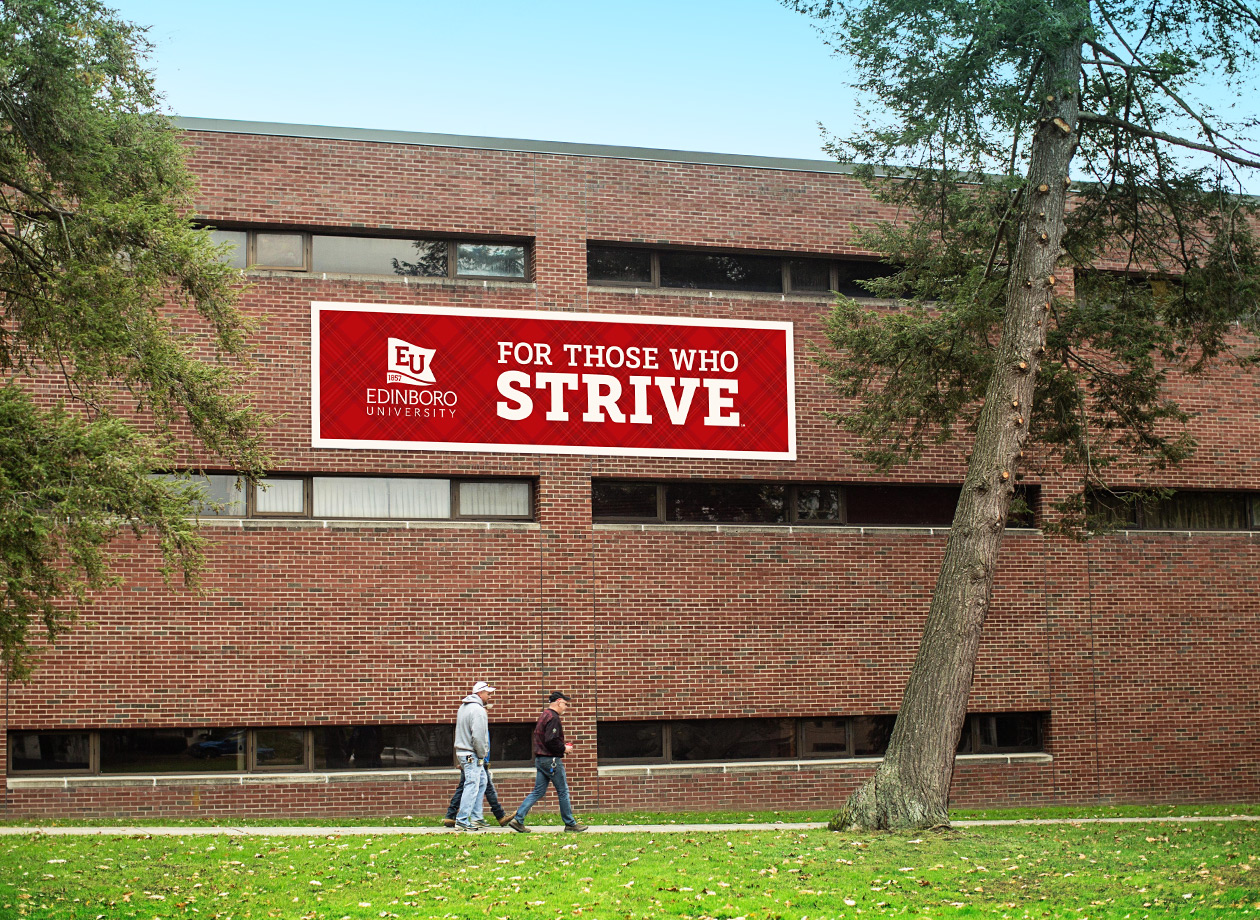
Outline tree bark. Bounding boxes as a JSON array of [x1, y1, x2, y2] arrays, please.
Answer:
[[834, 22, 1085, 832]]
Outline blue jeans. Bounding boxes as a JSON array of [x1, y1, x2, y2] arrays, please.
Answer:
[[455, 757, 487, 825], [513, 756, 576, 826], [446, 767, 505, 820]]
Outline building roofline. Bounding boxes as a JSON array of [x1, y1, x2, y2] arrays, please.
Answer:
[[174, 117, 861, 176]]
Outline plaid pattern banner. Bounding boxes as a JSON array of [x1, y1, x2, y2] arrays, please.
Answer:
[[312, 303, 795, 459]]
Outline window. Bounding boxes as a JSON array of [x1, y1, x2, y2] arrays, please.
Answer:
[[956, 713, 1044, 754], [8, 732, 92, 773], [153, 473, 246, 516], [154, 474, 534, 521], [208, 228, 530, 281], [1087, 489, 1259, 531], [10, 724, 536, 775], [102, 728, 246, 773], [587, 244, 899, 296], [596, 713, 1045, 764], [593, 481, 1039, 529]]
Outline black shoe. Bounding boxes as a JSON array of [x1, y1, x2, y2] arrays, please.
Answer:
[[564, 821, 589, 833], [507, 817, 529, 833]]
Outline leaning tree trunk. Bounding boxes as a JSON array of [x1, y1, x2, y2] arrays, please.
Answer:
[[833, 31, 1085, 831]]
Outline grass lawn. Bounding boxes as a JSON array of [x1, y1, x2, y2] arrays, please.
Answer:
[[2, 802, 1257, 829], [1, 817, 1257, 918]]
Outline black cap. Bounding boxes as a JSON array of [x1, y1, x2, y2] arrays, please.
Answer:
[[549, 690, 572, 702]]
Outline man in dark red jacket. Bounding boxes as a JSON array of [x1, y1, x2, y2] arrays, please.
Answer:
[[506, 691, 588, 832]]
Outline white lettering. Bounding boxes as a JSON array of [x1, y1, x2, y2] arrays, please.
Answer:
[[628, 375, 653, 424], [703, 378, 739, 426], [582, 374, 626, 423], [655, 376, 701, 425], [536, 372, 580, 421], [496, 371, 533, 420]]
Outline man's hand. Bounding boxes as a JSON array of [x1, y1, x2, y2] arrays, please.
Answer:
[[564, 742, 574, 753]]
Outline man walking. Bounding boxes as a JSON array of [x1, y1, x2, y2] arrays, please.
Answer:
[[506, 690, 588, 833], [453, 680, 494, 831]]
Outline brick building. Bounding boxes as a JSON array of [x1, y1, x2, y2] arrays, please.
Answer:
[[4, 118, 1258, 818]]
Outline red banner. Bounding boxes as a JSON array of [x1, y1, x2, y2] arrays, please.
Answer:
[[312, 303, 795, 459]]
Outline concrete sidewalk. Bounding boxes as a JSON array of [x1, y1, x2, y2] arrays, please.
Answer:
[[1, 814, 1257, 836]]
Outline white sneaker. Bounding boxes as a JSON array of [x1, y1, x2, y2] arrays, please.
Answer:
[[455, 822, 479, 832], [472, 818, 489, 828]]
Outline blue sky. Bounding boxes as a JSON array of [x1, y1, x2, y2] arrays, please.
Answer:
[[110, 0, 859, 161]]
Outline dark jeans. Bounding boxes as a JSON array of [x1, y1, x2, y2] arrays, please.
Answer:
[[445, 767, 506, 820], [512, 755, 576, 826]]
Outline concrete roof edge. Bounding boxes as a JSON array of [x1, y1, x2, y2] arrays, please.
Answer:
[[173, 117, 866, 176]]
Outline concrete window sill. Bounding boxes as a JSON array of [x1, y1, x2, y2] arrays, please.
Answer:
[[597, 753, 1053, 778], [8, 767, 536, 791]]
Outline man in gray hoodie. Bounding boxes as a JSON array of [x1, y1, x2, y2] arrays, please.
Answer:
[[453, 680, 494, 830]]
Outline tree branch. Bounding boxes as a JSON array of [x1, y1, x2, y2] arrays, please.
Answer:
[[1077, 111, 1260, 169]]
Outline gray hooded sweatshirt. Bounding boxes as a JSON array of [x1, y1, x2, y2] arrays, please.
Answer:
[[454, 694, 489, 760]]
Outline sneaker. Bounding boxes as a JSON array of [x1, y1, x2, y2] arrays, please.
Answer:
[[506, 817, 529, 833], [564, 821, 589, 833], [497, 815, 514, 826], [455, 822, 479, 832], [441, 818, 456, 828], [472, 818, 489, 828]]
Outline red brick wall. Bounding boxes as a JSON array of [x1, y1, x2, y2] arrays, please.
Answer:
[[3, 127, 1257, 818]]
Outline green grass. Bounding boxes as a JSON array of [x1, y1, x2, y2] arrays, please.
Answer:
[[1, 803, 1257, 828], [2, 819, 1258, 918]]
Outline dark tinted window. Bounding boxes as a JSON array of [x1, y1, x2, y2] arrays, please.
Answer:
[[834, 260, 900, 297], [592, 482, 659, 519], [851, 716, 896, 756], [588, 246, 652, 283], [846, 485, 961, 527], [671, 718, 795, 761], [666, 482, 786, 523], [787, 259, 832, 292], [659, 251, 782, 292], [491, 723, 536, 765], [9, 732, 91, 772], [958, 713, 1044, 754], [181, 729, 248, 771], [598, 721, 665, 760], [254, 729, 306, 769], [101, 729, 244, 774], [313, 725, 454, 770], [1088, 489, 1256, 530], [799, 719, 849, 756], [796, 486, 842, 522], [1144, 491, 1251, 530]]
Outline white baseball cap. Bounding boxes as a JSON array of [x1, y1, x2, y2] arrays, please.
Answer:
[[472, 681, 496, 694]]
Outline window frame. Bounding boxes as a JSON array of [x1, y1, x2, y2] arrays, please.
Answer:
[[592, 480, 1039, 529], [249, 476, 312, 518], [8, 725, 538, 776], [596, 713, 1047, 765], [209, 227, 532, 282], [1087, 488, 1260, 531], [249, 231, 311, 271], [166, 473, 537, 523], [586, 243, 894, 297], [7, 730, 97, 775]]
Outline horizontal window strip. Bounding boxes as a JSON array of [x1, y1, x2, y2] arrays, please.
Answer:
[[597, 713, 1046, 765], [151, 474, 534, 521], [593, 480, 1039, 528], [1087, 489, 1260, 531], [208, 229, 530, 281], [9, 724, 536, 776], [587, 243, 900, 297]]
